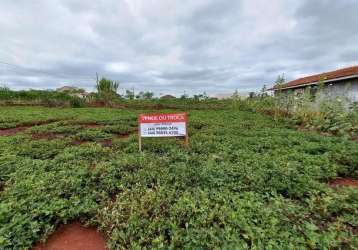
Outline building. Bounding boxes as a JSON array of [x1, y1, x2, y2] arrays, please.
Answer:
[[215, 93, 233, 100], [270, 65, 358, 104], [160, 94, 176, 99], [56, 86, 89, 98], [56, 86, 78, 92]]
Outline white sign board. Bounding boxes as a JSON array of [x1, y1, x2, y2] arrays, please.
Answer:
[[138, 113, 188, 150], [139, 113, 187, 137]]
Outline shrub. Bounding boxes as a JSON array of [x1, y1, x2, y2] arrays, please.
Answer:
[[70, 97, 85, 108]]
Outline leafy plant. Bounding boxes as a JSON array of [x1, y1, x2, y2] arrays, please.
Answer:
[[95, 76, 120, 105], [0, 106, 357, 249]]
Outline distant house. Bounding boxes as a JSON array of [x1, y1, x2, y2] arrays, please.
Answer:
[[215, 93, 232, 100], [160, 94, 176, 99], [215, 92, 249, 99], [56, 86, 78, 92], [56, 86, 89, 98], [270, 65, 358, 104]]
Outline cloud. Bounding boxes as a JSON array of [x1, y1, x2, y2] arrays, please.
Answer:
[[0, 0, 357, 96], [105, 62, 132, 73]]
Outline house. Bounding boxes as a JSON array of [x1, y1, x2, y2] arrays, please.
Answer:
[[215, 93, 233, 100], [56, 86, 89, 98], [270, 65, 358, 104], [56, 86, 78, 92], [215, 92, 250, 100], [160, 94, 176, 99]]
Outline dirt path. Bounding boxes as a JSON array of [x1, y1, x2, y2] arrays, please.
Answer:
[[80, 124, 104, 129], [329, 178, 358, 188], [0, 120, 67, 137], [31, 133, 63, 140], [33, 222, 106, 250], [0, 126, 30, 136]]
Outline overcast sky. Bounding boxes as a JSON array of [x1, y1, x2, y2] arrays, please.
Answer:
[[1, 0, 358, 96]]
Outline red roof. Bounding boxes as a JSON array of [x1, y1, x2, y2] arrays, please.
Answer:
[[273, 65, 358, 90], [160, 94, 176, 99]]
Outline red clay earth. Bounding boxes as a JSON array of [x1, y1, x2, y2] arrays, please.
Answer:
[[0, 126, 30, 136], [99, 139, 113, 147], [33, 222, 107, 250], [116, 133, 131, 138], [80, 124, 103, 129], [72, 133, 132, 146], [72, 139, 88, 145], [0, 120, 67, 137], [329, 178, 358, 188], [31, 133, 63, 140]]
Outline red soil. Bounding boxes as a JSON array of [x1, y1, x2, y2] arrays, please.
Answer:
[[110, 193, 117, 202], [99, 139, 113, 147], [31, 133, 63, 140], [22, 120, 61, 126], [88, 164, 97, 171], [72, 139, 88, 145], [116, 133, 131, 138], [0, 126, 30, 136], [0, 120, 67, 137], [329, 178, 358, 188], [80, 124, 103, 129], [33, 222, 107, 250]]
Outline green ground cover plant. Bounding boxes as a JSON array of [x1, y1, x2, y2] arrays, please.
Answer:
[[0, 106, 357, 249]]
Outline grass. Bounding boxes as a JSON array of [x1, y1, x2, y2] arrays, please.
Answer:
[[0, 106, 357, 249]]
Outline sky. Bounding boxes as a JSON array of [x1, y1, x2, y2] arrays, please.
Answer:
[[0, 0, 358, 96]]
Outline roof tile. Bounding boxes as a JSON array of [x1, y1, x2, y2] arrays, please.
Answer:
[[274, 65, 358, 89]]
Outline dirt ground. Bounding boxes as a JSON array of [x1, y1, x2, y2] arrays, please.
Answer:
[[31, 133, 63, 140], [0, 126, 30, 136], [32, 222, 106, 250], [329, 178, 358, 188]]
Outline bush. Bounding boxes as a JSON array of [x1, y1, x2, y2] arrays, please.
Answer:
[[0, 89, 80, 107], [249, 89, 358, 139], [70, 98, 85, 108]]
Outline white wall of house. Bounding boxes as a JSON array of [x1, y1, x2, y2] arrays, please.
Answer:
[[321, 79, 358, 103], [276, 78, 358, 107]]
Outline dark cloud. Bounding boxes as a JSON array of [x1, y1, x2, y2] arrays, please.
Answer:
[[0, 0, 357, 96]]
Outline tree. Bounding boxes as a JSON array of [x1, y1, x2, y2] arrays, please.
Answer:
[[125, 89, 135, 99], [248, 92, 256, 99], [142, 91, 154, 99], [96, 77, 119, 98], [135, 91, 144, 99], [274, 74, 286, 88], [193, 94, 203, 101], [260, 85, 268, 98], [180, 91, 188, 99], [133, 91, 154, 99], [232, 89, 240, 99], [193, 92, 208, 101]]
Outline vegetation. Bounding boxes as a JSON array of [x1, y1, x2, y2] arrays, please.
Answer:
[[248, 85, 358, 139], [136, 91, 154, 100], [95, 77, 120, 105], [1, 78, 357, 138], [0, 106, 357, 249], [273, 74, 286, 89], [0, 87, 84, 108]]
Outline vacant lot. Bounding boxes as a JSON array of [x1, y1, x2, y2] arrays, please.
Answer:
[[0, 106, 357, 249]]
